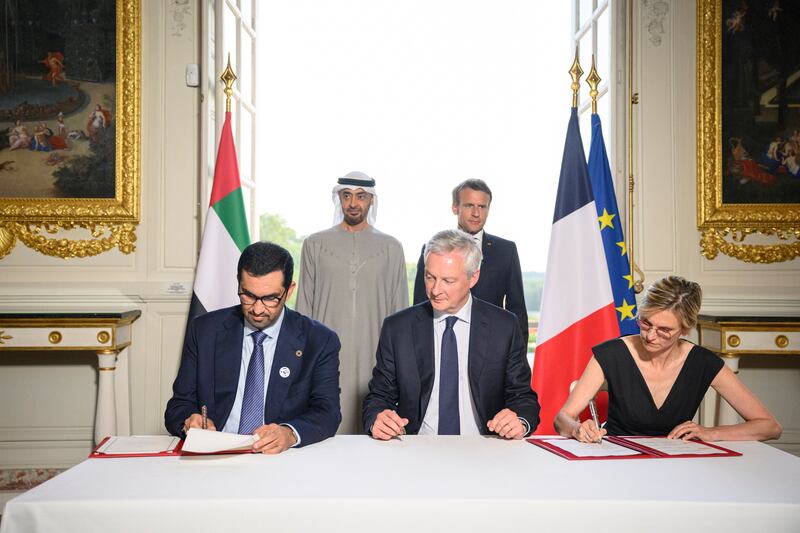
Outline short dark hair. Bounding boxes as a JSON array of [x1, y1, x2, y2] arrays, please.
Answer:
[[452, 179, 492, 206], [237, 241, 294, 290]]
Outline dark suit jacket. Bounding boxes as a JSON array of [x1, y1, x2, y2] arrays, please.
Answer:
[[165, 306, 341, 446], [413, 233, 528, 344], [362, 298, 539, 435]]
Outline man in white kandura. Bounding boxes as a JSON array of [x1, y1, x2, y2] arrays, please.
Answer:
[[297, 171, 408, 433]]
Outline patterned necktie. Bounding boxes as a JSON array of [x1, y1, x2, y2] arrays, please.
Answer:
[[238, 330, 268, 434], [438, 316, 460, 435]]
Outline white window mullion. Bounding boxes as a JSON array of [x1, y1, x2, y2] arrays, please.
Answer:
[[204, 0, 257, 242]]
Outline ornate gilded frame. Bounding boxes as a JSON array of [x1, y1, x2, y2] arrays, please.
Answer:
[[696, 1, 800, 263], [0, 0, 140, 259]]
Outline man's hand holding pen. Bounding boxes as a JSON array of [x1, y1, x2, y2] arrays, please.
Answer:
[[183, 413, 217, 434]]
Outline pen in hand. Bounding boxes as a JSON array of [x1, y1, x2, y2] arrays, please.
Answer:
[[201, 405, 208, 430], [588, 399, 602, 443]]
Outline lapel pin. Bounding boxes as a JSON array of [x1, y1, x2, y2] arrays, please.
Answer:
[[295, 349, 303, 358], [279, 366, 290, 378]]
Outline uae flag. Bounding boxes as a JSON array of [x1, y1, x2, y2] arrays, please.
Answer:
[[188, 111, 250, 322], [530, 108, 620, 434]]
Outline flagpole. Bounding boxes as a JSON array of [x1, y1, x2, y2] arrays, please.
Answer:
[[586, 56, 600, 114], [569, 48, 583, 108], [220, 54, 237, 113]]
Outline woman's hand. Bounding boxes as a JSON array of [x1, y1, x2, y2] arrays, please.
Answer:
[[571, 419, 607, 443], [668, 421, 715, 441]]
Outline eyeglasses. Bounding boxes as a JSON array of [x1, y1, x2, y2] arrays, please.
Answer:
[[636, 319, 678, 340], [238, 289, 286, 309]]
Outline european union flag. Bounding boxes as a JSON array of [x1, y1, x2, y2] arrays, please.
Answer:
[[587, 114, 639, 336]]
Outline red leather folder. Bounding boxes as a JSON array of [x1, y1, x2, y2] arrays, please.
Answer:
[[527, 436, 741, 461], [89, 436, 184, 459]]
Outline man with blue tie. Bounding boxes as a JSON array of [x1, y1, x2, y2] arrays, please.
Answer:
[[363, 230, 539, 439], [165, 242, 341, 453]]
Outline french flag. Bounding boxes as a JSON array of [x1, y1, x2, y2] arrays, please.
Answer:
[[530, 108, 620, 434]]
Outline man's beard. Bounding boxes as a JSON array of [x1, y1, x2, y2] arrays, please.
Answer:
[[343, 210, 366, 226]]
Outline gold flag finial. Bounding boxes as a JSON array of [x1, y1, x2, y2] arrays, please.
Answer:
[[220, 54, 237, 113], [586, 55, 601, 114], [569, 48, 583, 108]]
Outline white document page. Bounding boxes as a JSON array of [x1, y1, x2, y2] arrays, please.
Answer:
[[629, 437, 727, 455], [541, 438, 644, 457], [182, 428, 257, 454], [96, 436, 180, 455]]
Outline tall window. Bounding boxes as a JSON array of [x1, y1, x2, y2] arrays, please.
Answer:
[[572, 0, 613, 158], [202, 0, 258, 237], [254, 1, 571, 277]]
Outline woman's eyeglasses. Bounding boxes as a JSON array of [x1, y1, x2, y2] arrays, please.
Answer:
[[636, 319, 677, 340]]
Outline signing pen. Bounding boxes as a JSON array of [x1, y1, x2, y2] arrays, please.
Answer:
[[588, 399, 602, 444], [201, 405, 208, 430]]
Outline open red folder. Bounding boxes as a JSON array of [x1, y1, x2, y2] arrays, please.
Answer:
[[90, 430, 258, 458], [90, 436, 184, 458], [527, 435, 741, 461]]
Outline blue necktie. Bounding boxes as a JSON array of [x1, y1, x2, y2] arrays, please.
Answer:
[[239, 330, 267, 434], [438, 316, 460, 435]]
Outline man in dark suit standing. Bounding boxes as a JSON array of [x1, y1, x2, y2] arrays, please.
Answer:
[[165, 242, 341, 453], [412, 179, 528, 345], [364, 229, 539, 439]]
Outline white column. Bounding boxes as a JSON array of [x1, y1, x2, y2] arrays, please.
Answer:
[[717, 356, 742, 426], [95, 350, 119, 444], [114, 346, 131, 436]]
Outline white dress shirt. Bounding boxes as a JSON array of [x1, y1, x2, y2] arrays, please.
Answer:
[[471, 229, 484, 249], [419, 294, 482, 435]]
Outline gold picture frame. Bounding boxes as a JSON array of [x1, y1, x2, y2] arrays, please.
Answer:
[[696, 1, 800, 263], [0, 0, 140, 259]]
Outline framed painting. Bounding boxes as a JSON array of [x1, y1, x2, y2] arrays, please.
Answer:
[[0, 0, 140, 259], [697, 0, 800, 263]]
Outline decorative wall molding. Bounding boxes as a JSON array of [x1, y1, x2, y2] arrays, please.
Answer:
[[169, 0, 193, 38], [643, 0, 670, 46], [701, 297, 800, 315], [0, 440, 91, 469]]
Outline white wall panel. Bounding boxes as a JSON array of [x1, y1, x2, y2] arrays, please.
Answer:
[[637, 0, 677, 274], [635, 0, 800, 453], [0, 0, 198, 474]]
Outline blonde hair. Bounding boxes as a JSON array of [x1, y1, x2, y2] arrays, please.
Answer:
[[638, 276, 702, 331]]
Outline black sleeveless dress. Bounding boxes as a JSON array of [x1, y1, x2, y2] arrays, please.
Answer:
[[593, 338, 724, 436]]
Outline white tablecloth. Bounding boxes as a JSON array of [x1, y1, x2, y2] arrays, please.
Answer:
[[2, 436, 799, 533]]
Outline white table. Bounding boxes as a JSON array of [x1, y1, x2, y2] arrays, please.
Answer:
[[1, 436, 799, 533]]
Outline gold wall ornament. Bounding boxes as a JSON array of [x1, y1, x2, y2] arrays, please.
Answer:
[[0, 226, 16, 260], [727, 334, 741, 348], [696, 1, 799, 263], [775, 335, 789, 349], [0, 0, 141, 259], [97, 331, 111, 344], [700, 228, 800, 263], [48, 331, 63, 344], [0, 331, 12, 344]]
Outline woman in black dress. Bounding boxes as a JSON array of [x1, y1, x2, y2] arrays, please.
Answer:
[[554, 276, 781, 443]]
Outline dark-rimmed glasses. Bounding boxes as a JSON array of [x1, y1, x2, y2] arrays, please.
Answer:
[[238, 289, 286, 309]]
